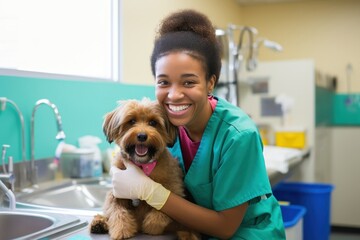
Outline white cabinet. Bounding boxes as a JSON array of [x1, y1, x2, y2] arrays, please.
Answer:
[[239, 59, 316, 182], [239, 59, 360, 227], [315, 126, 332, 183], [330, 127, 360, 227]]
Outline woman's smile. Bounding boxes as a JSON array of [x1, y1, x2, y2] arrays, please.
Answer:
[[168, 104, 191, 113], [166, 103, 193, 122]]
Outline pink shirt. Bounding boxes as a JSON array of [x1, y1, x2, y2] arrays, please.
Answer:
[[179, 96, 217, 171]]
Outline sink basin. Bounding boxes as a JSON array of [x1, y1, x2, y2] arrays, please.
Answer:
[[0, 209, 87, 240], [16, 177, 111, 212]]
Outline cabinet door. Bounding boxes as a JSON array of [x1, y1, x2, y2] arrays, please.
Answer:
[[315, 127, 332, 183], [331, 127, 360, 227]]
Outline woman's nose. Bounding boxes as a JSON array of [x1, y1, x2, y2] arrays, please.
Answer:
[[168, 86, 183, 99]]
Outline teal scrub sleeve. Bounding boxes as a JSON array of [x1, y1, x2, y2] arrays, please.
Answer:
[[212, 127, 272, 211]]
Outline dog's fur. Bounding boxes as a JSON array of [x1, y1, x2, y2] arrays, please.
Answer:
[[90, 98, 199, 240]]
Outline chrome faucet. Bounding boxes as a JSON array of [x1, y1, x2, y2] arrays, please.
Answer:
[[235, 26, 257, 72], [221, 25, 258, 105], [0, 97, 28, 189], [0, 98, 27, 162], [1, 144, 15, 190], [215, 25, 282, 106], [0, 180, 16, 210], [250, 38, 283, 70], [0, 144, 16, 209], [30, 99, 66, 185]]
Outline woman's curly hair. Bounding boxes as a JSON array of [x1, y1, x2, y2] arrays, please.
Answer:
[[150, 9, 221, 86]]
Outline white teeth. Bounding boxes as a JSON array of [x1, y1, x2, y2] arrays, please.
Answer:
[[169, 104, 190, 112]]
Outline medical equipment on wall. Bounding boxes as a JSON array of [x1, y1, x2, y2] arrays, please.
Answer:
[[344, 63, 360, 111], [215, 25, 283, 106]]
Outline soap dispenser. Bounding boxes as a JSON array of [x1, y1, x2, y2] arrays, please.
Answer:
[[78, 135, 103, 177]]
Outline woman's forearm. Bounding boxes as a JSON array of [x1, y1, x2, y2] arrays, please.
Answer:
[[161, 192, 248, 239]]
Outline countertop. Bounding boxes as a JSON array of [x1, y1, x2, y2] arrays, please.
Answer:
[[66, 222, 177, 240], [266, 147, 310, 187], [15, 147, 311, 240]]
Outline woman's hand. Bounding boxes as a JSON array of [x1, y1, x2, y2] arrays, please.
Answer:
[[110, 162, 171, 210], [110, 162, 149, 200]]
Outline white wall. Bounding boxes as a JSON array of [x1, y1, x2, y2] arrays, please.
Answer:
[[239, 59, 316, 182], [241, 0, 360, 93], [121, 0, 360, 93], [121, 0, 243, 85]]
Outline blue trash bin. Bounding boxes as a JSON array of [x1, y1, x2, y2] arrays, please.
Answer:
[[273, 182, 334, 240], [281, 205, 307, 240]]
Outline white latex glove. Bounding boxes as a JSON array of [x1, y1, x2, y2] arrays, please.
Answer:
[[110, 163, 170, 210]]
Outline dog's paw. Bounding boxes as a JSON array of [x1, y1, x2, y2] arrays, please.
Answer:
[[109, 226, 137, 240], [177, 231, 201, 240], [142, 210, 171, 235], [108, 211, 138, 239], [89, 214, 108, 234]]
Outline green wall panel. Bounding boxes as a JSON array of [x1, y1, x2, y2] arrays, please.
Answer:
[[315, 86, 333, 126], [332, 94, 360, 126], [0, 75, 155, 162], [2, 74, 358, 163]]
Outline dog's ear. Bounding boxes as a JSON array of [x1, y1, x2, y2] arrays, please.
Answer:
[[166, 122, 178, 147], [157, 102, 178, 147], [153, 100, 178, 147], [103, 110, 116, 143], [103, 100, 131, 144]]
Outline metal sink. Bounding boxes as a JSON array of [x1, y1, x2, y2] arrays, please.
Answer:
[[16, 177, 111, 212], [0, 209, 87, 240]]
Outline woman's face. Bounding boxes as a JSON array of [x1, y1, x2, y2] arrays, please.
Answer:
[[155, 52, 215, 134]]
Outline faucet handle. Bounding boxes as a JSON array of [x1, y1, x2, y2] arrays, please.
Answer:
[[2, 144, 10, 174], [2, 144, 10, 152], [8, 156, 13, 174]]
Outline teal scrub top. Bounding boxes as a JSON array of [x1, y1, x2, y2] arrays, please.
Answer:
[[168, 97, 285, 240]]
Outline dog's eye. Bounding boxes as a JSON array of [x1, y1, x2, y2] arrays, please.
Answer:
[[148, 120, 157, 127], [129, 119, 136, 125]]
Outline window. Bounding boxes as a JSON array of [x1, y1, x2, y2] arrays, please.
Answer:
[[0, 0, 119, 81]]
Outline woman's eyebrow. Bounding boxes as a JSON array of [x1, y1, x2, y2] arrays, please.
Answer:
[[182, 73, 198, 78], [156, 73, 168, 78], [156, 73, 199, 78]]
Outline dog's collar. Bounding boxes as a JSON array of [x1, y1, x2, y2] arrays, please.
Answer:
[[134, 161, 157, 176]]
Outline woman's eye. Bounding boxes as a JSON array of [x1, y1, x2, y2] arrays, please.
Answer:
[[149, 120, 157, 127], [184, 81, 195, 87], [157, 79, 169, 86]]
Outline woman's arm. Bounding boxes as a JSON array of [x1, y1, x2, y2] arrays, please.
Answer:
[[111, 164, 248, 239], [162, 193, 248, 239]]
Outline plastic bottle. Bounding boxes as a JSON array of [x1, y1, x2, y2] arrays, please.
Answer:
[[78, 135, 103, 177]]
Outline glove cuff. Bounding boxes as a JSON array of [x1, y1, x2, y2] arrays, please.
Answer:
[[145, 182, 171, 210]]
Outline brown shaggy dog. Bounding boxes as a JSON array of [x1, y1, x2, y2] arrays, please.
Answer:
[[90, 98, 199, 240]]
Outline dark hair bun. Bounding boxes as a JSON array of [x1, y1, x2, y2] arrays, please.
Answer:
[[157, 9, 216, 43], [151, 9, 221, 85]]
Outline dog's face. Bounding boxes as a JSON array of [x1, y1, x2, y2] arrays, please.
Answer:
[[103, 98, 177, 164]]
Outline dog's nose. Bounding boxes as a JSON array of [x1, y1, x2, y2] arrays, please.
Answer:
[[137, 133, 147, 142]]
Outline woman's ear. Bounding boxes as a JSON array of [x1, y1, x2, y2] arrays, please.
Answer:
[[207, 75, 216, 94]]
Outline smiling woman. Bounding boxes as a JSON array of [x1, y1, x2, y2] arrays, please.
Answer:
[[0, 0, 119, 81]]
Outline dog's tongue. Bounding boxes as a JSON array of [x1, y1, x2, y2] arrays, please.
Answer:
[[135, 144, 148, 156]]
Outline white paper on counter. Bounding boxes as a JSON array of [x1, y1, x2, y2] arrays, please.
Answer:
[[263, 145, 302, 173]]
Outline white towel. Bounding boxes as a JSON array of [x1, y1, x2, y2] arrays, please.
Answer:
[[263, 145, 302, 173]]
